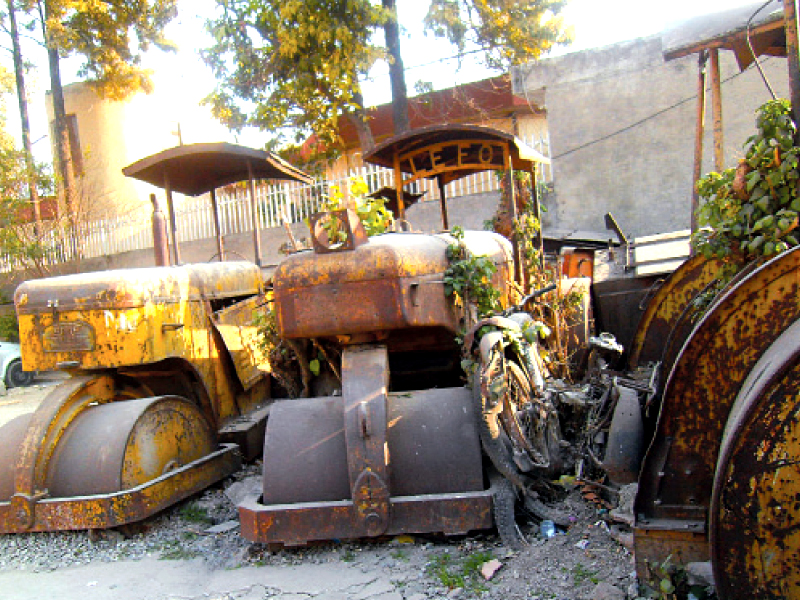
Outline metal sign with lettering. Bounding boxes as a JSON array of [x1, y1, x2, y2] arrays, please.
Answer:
[[43, 321, 95, 353], [397, 140, 508, 185]]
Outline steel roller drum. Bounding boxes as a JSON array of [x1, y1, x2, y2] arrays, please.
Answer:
[[0, 395, 216, 500]]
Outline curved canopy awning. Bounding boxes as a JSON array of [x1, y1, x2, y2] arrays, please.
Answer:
[[364, 124, 548, 275], [123, 142, 314, 196], [364, 124, 549, 188], [123, 142, 313, 267]]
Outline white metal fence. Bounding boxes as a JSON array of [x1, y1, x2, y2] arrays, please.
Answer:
[[2, 135, 552, 273]]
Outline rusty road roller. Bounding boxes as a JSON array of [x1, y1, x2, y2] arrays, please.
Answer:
[[239, 125, 553, 544], [617, 246, 800, 599], [0, 143, 313, 533]]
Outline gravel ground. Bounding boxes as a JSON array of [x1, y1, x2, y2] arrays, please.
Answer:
[[0, 381, 639, 600], [0, 467, 638, 600]]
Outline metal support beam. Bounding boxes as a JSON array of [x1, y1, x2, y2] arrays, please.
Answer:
[[691, 51, 708, 236]]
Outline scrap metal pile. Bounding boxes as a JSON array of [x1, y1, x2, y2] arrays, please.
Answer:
[[0, 127, 798, 600]]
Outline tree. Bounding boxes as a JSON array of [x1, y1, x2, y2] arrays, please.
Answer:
[[0, 63, 54, 277], [27, 0, 178, 256], [6, 0, 41, 237], [203, 0, 386, 147], [203, 0, 570, 148]]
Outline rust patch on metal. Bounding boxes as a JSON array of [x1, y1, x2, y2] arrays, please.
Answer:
[[635, 248, 800, 565], [628, 255, 721, 369], [710, 322, 800, 599]]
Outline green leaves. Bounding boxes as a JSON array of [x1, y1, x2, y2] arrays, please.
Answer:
[[203, 0, 387, 144], [444, 226, 501, 318], [45, 0, 179, 100], [424, 0, 571, 70], [693, 99, 800, 262]]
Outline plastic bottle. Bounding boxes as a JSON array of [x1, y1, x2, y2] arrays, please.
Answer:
[[539, 519, 556, 538]]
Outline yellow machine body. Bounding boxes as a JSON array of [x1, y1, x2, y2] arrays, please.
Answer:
[[14, 262, 269, 424], [0, 262, 272, 532]]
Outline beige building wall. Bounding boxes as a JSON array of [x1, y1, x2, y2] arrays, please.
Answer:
[[46, 82, 195, 221]]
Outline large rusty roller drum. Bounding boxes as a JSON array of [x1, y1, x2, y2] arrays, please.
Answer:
[[711, 319, 800, 599], [0, 395, 216, 501]]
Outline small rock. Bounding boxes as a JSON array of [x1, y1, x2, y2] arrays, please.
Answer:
[[608, 525, 634, 551], [406, 594, 427, 600], [205, 520, 239, 534], [686, 561, 715, 587], [393, 535, 416, 544], [447, 587, 463, 598], [480, 558, 503, 580], [589, 581, 625, 600], [224, 477, 262, 505]]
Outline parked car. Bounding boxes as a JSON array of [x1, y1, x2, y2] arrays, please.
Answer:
[[0, 341, 33, 388]]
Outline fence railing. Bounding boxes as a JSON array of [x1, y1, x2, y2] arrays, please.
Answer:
[[1, 134, 552, 274]]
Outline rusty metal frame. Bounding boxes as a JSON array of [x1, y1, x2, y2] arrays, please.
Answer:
[[239, 491, 493, 545], [0, 444, 240, 533], [123, 142, 313, 266], [363, 125, 550, 280], [627, 254, 721, 369]]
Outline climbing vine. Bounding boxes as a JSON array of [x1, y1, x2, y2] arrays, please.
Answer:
[[693, 99, 800, 263], [444, 225, 502, 322]]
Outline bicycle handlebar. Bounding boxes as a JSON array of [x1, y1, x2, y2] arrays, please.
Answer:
[[502, 283, 557, 316]]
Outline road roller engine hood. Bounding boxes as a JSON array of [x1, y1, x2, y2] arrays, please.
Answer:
[[273, 229, 513, 342], [13, 262, 264, 373]]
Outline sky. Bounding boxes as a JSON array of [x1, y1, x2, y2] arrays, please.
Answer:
[[11, 0, 775, 156]]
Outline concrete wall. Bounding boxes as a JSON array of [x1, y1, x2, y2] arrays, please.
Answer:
[[513, 35, 789, 239]]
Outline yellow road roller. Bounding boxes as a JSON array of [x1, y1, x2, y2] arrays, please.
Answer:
[[0, 143, 312, 533]]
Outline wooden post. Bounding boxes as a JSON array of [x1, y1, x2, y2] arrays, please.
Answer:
[[785, 0, 800, 137], [210, 188, 224, 260], [709, 48, 724, 172], [246, 160, 262, 267], [691, 50, 708, 236]]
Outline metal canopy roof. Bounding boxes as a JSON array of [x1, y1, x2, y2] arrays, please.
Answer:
[[363, 124, 549, 186], [122, 142, 314, 196], [662, 0, 785, 69]]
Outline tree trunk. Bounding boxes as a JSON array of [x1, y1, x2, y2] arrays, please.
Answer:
[[42, 1, 79, 258], [8, 0, 42, 237], [382, 0, 409, 135], [351, 86, 375, 152]]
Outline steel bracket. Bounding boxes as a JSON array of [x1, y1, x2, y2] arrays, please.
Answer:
[[343, 345, 391, 536]]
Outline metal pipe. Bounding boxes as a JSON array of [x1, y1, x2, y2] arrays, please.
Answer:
[[150, 193, 169, 267], [393, 154, 405, 220], [531, 168, 544, 272], [210, 188, 224, 260], [163, 170, 181, 265], [437, 176, 449, 230], [247, 160, 262, 267]]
